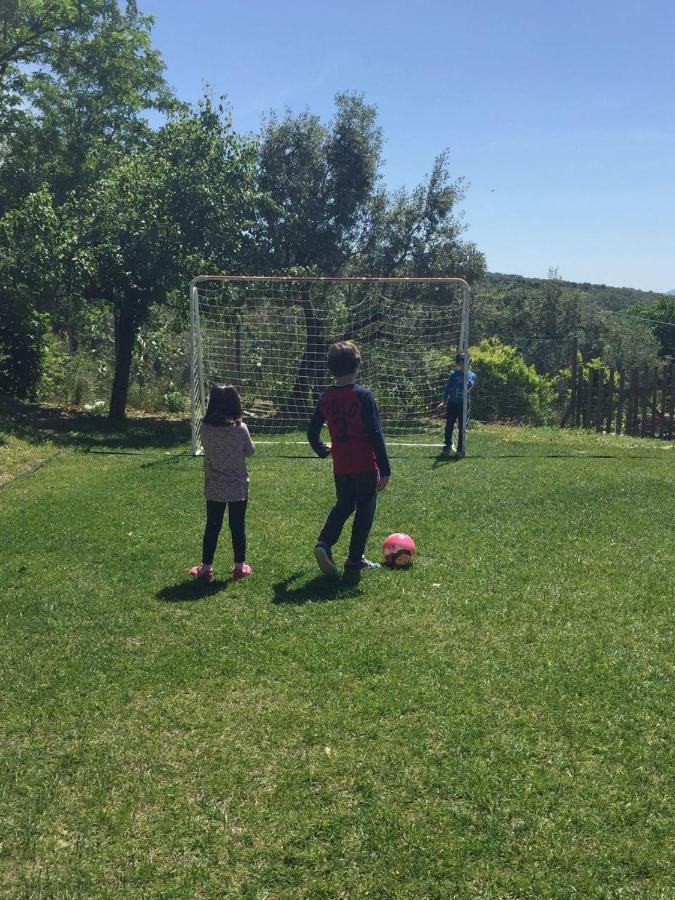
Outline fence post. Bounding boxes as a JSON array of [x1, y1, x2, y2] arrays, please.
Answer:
[[628, 368, 638, 435], [607, 368, 615, 434], [570, 338, 578, 426], [640, 365, 649, 437], [595, 369, 604, 432], [669, 364, 675, 441], [651, 365, 659, 437], [616, 370, 625, 435], [584, 367, 593, 429]]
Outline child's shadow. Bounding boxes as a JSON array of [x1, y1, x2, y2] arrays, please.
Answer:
[[157, 578, 230, 603], [431, 452, 461, 470], [273, 571, 362, 606]]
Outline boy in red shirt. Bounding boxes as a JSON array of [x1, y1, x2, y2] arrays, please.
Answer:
[[307, 341, 391, 576]]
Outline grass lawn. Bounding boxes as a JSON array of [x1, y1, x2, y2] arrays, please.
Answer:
[[1, 415, 673, 898]]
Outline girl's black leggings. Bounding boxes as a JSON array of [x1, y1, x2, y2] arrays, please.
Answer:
[[202, 499, 247, 566]]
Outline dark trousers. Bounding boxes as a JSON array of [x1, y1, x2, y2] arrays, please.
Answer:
[[445, 402, 465, 450], [319, 471, 378, 563], [202, 499, 247, 566]]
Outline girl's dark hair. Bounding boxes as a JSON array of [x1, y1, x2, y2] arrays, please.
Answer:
[[203, 385, 243, 426], [327, 341, 362, 377]]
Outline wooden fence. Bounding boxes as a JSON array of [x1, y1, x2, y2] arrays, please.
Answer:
[[562, 362, 675, 439]]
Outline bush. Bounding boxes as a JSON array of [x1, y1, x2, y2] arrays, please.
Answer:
[[0, 296, 51, 399], [469, 338, 556, 424]]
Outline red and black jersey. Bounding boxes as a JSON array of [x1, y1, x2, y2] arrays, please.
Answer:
[[307, 383, 391, 477]]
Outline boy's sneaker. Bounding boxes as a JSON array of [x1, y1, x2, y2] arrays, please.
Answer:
[[190, 565, 213, 582], [233, 563, 253, 580], [345, 557, 380, 572], [314, 543, 339, 577], [440, 445, 451, 457]]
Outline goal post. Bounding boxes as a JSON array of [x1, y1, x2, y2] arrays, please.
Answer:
[[189, 275, 472, 454]]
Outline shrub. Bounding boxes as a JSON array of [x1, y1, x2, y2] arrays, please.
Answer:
[[0, 297, 51, 399], [469, 338, 556, 424]]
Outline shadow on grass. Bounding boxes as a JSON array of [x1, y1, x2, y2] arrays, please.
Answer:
[[432, 451, 658, 466], [431, 453, 461, 469], [1, 399, 190, 453], [273, 571, 362, 606], [157, 578, 230, 602]]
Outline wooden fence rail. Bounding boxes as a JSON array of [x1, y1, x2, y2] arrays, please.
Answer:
[[563, 362, 674, 439]]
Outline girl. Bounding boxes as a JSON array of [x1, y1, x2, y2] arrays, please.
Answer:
[[190, 385, 255, 581]]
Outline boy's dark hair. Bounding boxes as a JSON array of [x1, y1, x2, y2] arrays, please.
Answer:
[[455, 352, 466, 364], [327, 341, 362, 377], [203, 384, 243, 426]]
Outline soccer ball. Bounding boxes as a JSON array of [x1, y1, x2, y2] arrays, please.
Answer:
[[383, 533, 416, 568]]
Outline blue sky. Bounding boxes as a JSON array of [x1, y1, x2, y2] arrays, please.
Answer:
[[141, 0, 674, 292]]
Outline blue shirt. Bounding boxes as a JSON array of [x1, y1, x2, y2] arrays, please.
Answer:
[[443, 369, 476, 404]]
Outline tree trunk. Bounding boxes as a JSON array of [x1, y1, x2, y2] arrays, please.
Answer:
[[109, 301, 136, 420], [289, 290, 326, 414]]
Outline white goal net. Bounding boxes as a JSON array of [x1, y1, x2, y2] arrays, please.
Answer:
[[189, 276, 471, 452]]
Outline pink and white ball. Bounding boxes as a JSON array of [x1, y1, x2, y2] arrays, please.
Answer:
[[382, 533, 416, 568]]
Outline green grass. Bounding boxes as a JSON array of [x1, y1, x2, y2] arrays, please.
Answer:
[[1, 417, 673, 898]]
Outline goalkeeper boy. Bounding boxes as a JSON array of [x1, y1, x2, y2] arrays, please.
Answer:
[[442, 352, 476, 457], [307, 341, 391, 576]]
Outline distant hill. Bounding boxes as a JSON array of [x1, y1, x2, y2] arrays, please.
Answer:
[[484, 272, 671, 312], [666, 289, 675, 296]]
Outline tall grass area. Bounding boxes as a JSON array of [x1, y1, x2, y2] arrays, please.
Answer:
[[1, 421, 672, 898]]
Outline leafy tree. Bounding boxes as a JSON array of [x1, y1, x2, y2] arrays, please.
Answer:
[[0, 0, 91, 82], [629, 296, 675, 359], [68, 100, 259, 419], [255, 94, 485, 407], [0, 0, 173, 213], [256, 92, 382, 274], [359, 152, 485, 282]]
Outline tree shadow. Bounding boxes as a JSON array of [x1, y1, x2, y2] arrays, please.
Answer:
[[156, 578, 230, 602], [273, 570, 362, 606], [0, 399, 190, 452]]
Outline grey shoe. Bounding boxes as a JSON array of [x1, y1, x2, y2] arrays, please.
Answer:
[[314, 543, 339, 577]]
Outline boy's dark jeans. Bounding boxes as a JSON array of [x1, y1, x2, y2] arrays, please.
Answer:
[[203, 499, 247, 566], [445, 401, 465, 451], [319, 471, 379, 562]]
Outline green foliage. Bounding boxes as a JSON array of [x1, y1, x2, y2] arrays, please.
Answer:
[[0, 298, 50, 398], [360, 152, 485, 282], [63, 97, 260, 416], [0, 186, 61, 397], [0, 0, 174, 211], [474, 274, 663, 376], [256, 92, 383, 273], [485, 271, 669, 313], [629, 295, 675, 359], [469, 338, 556, 423], [256, 94, 485, 282]]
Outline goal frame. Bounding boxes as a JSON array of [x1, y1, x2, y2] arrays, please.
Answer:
[[189, 275, 472, 455]]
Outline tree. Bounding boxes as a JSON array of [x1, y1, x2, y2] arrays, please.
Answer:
[[68, 100, 259, 419], [629, 295, 675, 360], [255, 94, 485, 408], [256, 92, 382, 274], [0, 0, 174, 214], [358, 152, 485, 282]]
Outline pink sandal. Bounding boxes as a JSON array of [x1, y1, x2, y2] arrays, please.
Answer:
[[190, 565, 213, 582], [233, 563, 253, 580]]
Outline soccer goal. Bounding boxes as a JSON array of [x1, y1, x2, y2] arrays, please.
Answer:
[[189, 276, 471, 454]]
